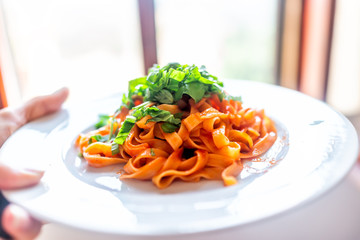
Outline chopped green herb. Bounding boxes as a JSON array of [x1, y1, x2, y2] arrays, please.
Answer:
[[95, 114, 110, 129], [145, 107, 181, 126], [176, 82, 206, 103], [225, 95, 242, 102], [111, 142, 120, 155], [88, 134, 109, 144], [161, 122, 179, 133], [169, 69, 186, 81], [114, 63, 242, 146], [108, 117, 116, 141], [174, 112, 183, 119], [121, 63, 238, 108], [153, 89, 173, 104], [114, 103, 181, 144], [114, 116, 136, 145], [150, 148, 155, 156]]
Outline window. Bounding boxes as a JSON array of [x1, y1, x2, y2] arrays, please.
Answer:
[[1, 0, 143, 105], [155, 0, 278, 84]]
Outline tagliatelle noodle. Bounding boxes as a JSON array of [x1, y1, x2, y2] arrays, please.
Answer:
[[76, 94, 277, 189]]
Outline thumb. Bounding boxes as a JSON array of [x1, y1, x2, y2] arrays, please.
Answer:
[[2, 204, 42, 240], [0, 163, 43, 190], [16, 87, 69, 125]]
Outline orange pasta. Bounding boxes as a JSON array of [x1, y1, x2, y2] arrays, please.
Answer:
[[76, 95, 277, 189], [75, 63, 277, 189]]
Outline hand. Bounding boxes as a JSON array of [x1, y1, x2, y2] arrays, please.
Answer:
[[0, 88, 69, 240]]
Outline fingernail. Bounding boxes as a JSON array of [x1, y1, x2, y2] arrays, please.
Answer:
[[20, 168, 44, 177], [21, 168, 44, 175], [53, 87, 69, 96]]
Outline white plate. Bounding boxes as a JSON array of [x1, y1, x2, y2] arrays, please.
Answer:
[[1, 80, 358, 236]]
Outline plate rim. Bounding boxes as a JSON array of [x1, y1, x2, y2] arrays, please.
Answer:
[[2, 80, 359, 235]]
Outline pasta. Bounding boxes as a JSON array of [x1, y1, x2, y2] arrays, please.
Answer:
[[75, 63, 277, 189]]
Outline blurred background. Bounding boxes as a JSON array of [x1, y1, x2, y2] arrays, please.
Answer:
[[0, 0, 359, 131], [1, 1, 360, 239]]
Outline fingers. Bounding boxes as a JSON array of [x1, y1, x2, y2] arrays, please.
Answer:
[[2, 204, 42, 240], [0, 89, 65, 240], [17, 87, 69, 125], [0, 109, 26, 147], [0, 164, 44, 190], [0, 88, 69, 147]]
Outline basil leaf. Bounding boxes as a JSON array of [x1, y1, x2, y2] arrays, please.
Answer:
[[106, 117, 116, 141], [88, 134, 109, 144], [114, 116, 136, 144], [174, 85, 186, 101], [95, 114, 110, 129], [148, 63, 160, 73], [114, 104, 182, 145], [174, 112, 183, 119], [182, 82, 206, 102], [122, 77, 148, 108], [225, 95, 242, 102], [150, 148, 155, 156], [169, 69, 186, 81], [161, 122, 179, 133], [111, 142, 120, 155], [145, 107, 181, 126], [129, 77, 147, 93], [113, 63, 243, 143], [123, 63, 239, 108], [167, 79, 180, 92], [159, 62, 181, 71], [153, 89, 173, 104]]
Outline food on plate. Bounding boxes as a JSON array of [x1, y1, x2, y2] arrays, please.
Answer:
[[75, 63, 277, 189]]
